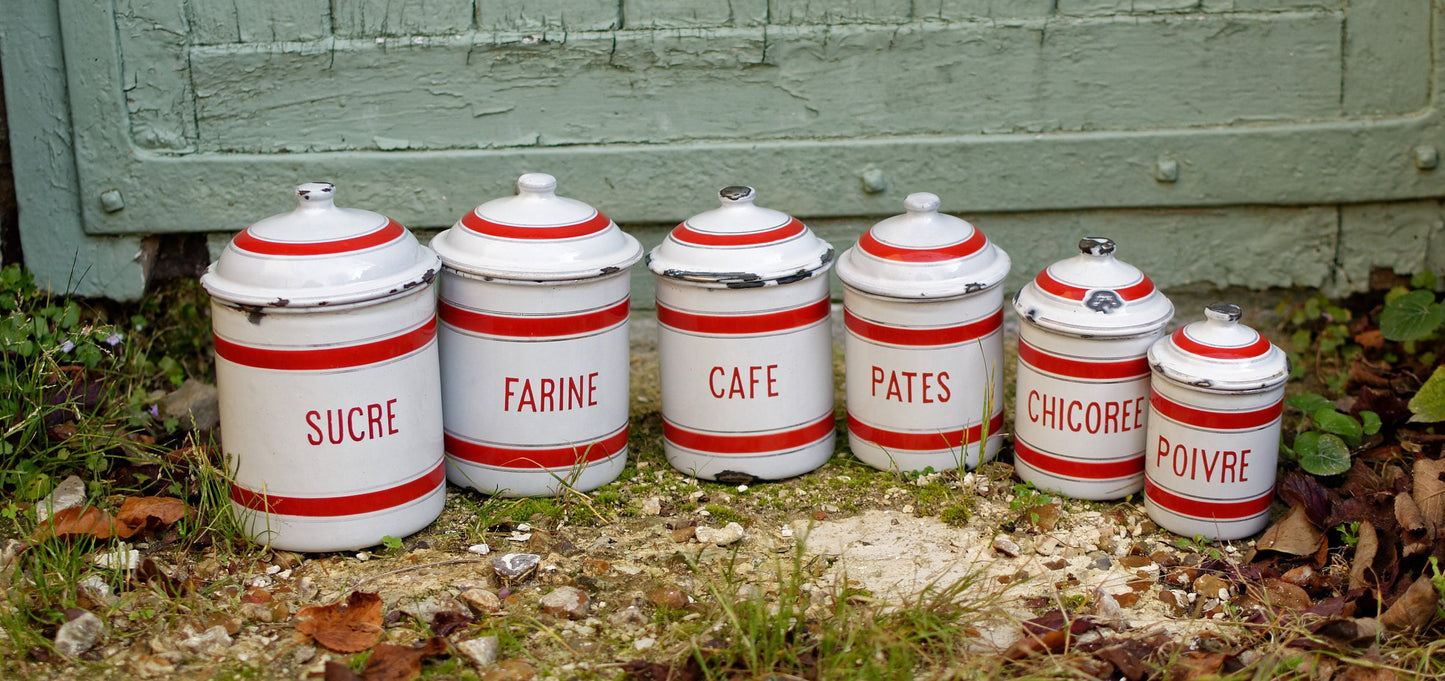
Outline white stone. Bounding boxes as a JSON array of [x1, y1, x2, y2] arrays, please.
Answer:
[[54, 611, 104, 657], [694, 522, 745, 546], [455, 635, 499, 669], [179, 625, 232, 657], [641, 498, 662, 516], [634, 637, 656, 651], [467, 543, 491, 555], [36, 476, 87, 523], [93, 545, 140, 571]]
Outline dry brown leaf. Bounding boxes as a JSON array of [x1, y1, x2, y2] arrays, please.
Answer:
[[1394, 493, 1434, 558], [32, 506, 115, 541], [325, 661, 363, 681], [295, 591, 384, 653], [1379, 575, 1438, 632], [1353, 330, 1386, 352], [1003, 627, 1070, 660], [1254, 579, 1312, 611], [113, 497, 187, 539], [1312, 617, 1384, 646], [1413, 458, 1445, 528], [1256, 504, 1324, 557], [1348, 521, 1378, 591], [360, 637, 447, 681], [1168, 651, 1228, 681]]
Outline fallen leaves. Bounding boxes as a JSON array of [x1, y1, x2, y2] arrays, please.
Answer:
[[1378, 575, 1438, 632], [360, 637, 448, 681], [31, 497, 187, 541], [1256, 504, 1325, 558], [295, 592, 384, 653]]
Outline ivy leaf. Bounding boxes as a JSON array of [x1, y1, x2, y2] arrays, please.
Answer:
[[1360, 410, 1381, 435], [1409, 366, 1445, 423], [1298, 432, 1352, 477], [1379, 290, 1445, 341], [1312, 408, 1362, 448], [1286, 393, 1333, 415]]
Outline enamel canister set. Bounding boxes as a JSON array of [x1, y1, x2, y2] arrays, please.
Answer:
[[200, 178, 1287, 552]]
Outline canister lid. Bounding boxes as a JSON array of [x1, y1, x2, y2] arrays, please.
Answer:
[[1012, 237, 1174, 337], [835, 193, 1010, 299], [1148, 303, 1289, 393], [646, 186, 834, 287], [430, 173, 642, 281], [201, 182, 439, 308]]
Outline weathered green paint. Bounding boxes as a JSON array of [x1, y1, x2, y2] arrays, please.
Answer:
[[4, 0, 1445, 302], [0, 0, 147, 299]]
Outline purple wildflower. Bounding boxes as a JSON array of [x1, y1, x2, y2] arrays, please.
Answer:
[[105, 332, 123, 346], [58, 340, 75, 353], [147, 404, 160, 418]]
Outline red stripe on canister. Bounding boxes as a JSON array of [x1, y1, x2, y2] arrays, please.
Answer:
[[1034, 271, 1156, 302], [664, 414, 834, 454], [669, 218, 806, 247], [1013, 440, 1144, 480], [232, 220, 406, 256], [231, 461, 444, 517], [1016, 340, 1150, 380], [440, 299, 628, 338], [856, 228, 987, 263], [845, 309, 1002, 347], [1150, 389, 1282, 430], [1145, 478, 1273, 519], [460, 210, 612, 240], [445, 427, 628, 469], [1170, 328, 1273, 360], [215, 317, 437, 371], [657, 298, 830, 335], [847, 411, 1004, 452]]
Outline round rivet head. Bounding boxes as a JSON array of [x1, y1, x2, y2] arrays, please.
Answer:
[[1415, 146, 1439, 171], [99, 189, 125, 213], [1078, 237, 1116, 256], [860, 168, 889, 194], [1205, 302, 1243, 323], [1154, 157, 1180, 183]]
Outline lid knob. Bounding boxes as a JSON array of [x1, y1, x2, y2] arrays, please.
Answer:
[[1078, 237, 1116, 256], [903, 192, 941, 214], [1204, 302, 1243, 323], [516, 173, 558, 196], [718, 185, 756, 205], [295, 182, 336, 209]]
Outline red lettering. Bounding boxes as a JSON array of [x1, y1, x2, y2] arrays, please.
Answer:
[[766, 365, 778, 397], [1067, 400, 1083, 432], [1085, 402, 1101, 434], [937, 371, 950, 403], [871, 366, 884, 397], [1133, 396, 1146, 430], [1221, 450, 1238, 483], [1172, 444, 1188, 477], [326, 410, 344, 444], [710, 367, 725, 398], [347, 407, 365, 441], [886, 373, 903, 402], [921, 373, 934, 404], [504, 377, 519, 410], [518, 381, 536, 411], [540, 378, 555, 412], [1155, 435, 1170, 468], [1104, 401, 1120, 434], [306, 410, 323, 446], [1239, 449, 1250, 482], [1028, 390, 1040, 423], [1201, 448, 1220, 482], [568, 375, 584, 407], [588, 372, 599, 406], [386, 399, 398, 435], [367, 403, 383, 439], [901, 372, 917, 402]]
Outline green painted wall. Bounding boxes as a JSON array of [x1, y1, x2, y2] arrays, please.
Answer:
[[2, 0, 1443, 301]]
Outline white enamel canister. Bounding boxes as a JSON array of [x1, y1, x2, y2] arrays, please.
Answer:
[[1145, 303, 1288, 540], [430, 174, 643, 497], [647, 186, 836, 481], [200, 183, 445, 552], [834, 193, 1011, 472], [1012, 238, 1174, 500]]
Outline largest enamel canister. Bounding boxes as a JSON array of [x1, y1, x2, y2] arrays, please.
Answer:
[[1145, 303, 1288, 540], [647, 186, 836, 481], [430, 173, 643, 497], [1012, 238, 1174, 500], [834, 193, 1011, 472], [201, 183, 445, 552]]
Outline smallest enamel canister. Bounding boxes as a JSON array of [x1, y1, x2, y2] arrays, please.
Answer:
[[835, 192, 1011, 472], [1144, 303, 1288, 540], [1012, 238, 1174, 500]]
